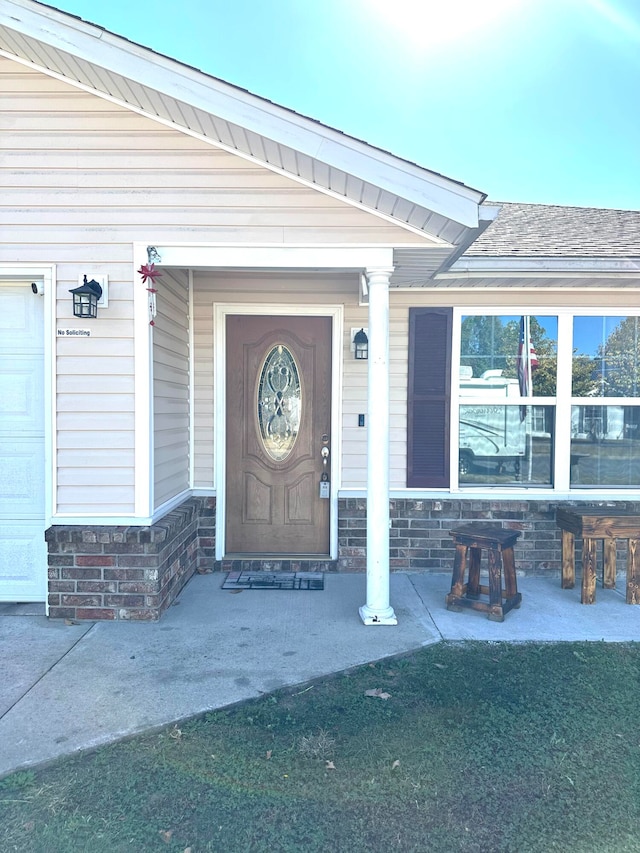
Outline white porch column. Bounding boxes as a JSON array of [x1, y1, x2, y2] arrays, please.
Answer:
[[359, 267, 397, 626]]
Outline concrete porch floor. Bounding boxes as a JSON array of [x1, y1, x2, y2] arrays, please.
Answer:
[[1, 571, 638, 778]]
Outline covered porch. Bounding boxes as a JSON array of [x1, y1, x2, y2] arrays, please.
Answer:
[[145, 246, 405, 625]]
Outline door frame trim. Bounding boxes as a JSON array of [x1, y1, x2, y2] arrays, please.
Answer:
[[214, 303, 343, 560]]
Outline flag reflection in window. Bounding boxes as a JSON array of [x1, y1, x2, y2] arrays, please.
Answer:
[[458, 315, 556, 486]]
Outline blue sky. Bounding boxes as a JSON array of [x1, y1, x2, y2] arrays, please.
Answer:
[[48, 0, 640, 210]]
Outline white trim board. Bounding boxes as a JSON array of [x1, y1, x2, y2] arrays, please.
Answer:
[[149, 245, 395, 271], [133, 244, 154, 518]]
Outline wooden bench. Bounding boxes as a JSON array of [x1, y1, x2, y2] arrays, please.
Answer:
[[556, 508, 640, 604], [446, 524, 522, 622]]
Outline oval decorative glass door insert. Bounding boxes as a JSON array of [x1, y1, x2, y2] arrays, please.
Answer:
[[257, 344, 301, 461]]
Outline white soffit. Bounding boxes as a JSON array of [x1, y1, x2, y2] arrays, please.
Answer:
[[1, 0, 487, 241], [391, 247, 465, 285]]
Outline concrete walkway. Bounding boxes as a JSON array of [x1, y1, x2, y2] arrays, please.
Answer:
[[1, 571, 638, 778]]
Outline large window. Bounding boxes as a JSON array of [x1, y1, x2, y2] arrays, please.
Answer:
[[407, 309, 640, 491], [570, 316, 640, 487], [458, 314, 556, 487]]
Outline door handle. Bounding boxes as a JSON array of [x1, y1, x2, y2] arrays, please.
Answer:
[[321, 446, 329, 469]]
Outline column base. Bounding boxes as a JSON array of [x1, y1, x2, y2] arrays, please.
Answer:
[[359, 604, 398, 626]]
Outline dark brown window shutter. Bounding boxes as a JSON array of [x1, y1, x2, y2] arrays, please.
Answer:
[[407, 307, 452, 487]]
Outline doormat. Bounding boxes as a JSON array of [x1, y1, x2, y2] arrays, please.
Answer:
[[222, 571, 325, 591]]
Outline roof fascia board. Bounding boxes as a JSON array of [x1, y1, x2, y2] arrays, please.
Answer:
[[3, 0, 484, 228], [312, 138, 482, 227], [444, 257, 640, 275]]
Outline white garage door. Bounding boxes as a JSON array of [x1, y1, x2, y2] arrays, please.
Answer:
[[0, 283, 46, 602]]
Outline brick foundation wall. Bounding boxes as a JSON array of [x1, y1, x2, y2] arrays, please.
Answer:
[[46, 497, 214, 621], [47, 495, 639, 621], [338, 498, 640, 575]]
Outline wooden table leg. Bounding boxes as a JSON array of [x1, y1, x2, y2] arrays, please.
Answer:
[[561, 530, 575, 589], [501, 545, 522, 617], [488, 548, 502, 607], [582, 537, 597, 604], [487, 548, 505, 621], [627, 539, 639, 604], [603, 539, 616, 589], [450, 544, 468, 597], [467, 546, 481, 599]]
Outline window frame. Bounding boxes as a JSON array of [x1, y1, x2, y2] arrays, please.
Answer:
[[408, 306, 640, 496]]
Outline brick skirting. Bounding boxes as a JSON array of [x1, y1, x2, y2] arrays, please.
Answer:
[[46, 495, 639, 621], [338, 497, 640, 574], [46, 497, 214, 621]]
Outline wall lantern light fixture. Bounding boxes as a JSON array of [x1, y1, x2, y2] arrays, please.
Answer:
[[70, 275, 103, 318], [353, 328, 369, 360]]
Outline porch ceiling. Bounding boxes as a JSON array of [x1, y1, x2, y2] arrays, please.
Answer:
[[2, 0, 494, 269]]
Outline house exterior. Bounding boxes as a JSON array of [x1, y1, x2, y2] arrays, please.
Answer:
[[2, 0, 640, 622]]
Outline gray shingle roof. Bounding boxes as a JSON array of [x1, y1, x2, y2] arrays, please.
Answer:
[[465, 202, 640, 258]]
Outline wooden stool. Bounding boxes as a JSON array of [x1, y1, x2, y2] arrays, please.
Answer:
[[446, 524, 522, 622]]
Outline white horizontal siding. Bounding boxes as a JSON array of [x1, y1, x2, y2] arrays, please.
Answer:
[[56, 430, 133, 450], [5, 59, 536, 514], [341, 300, 369, 487], [57, 468, 133, 485], [1, 62, 426, 246], [57, 412, 135, 431], [0, 59, 448, 515], [56, 375, 134, 394], [56, 486, 135, 514], [192, 285, 215, 489], [153, 270, 190, 509], [56, 393, 134, 412]]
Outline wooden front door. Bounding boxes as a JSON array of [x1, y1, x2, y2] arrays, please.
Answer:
[[226, 315, 332, 555]]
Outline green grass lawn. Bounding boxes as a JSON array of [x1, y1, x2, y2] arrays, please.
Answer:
[[3, 642, 640, 852]]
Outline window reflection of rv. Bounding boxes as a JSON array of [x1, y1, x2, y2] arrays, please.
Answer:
[[459, 368, 527, 475]]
